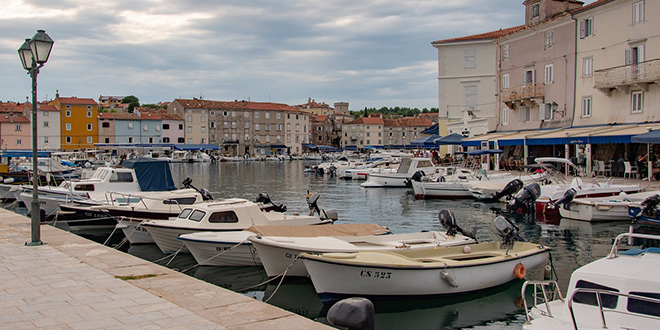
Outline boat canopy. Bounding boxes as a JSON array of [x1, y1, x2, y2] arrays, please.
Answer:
[[121, 158, 177, 191]]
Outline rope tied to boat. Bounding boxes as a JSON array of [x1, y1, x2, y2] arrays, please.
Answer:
[[112, 218, 144, 250], [179, 236, 253, 273], [237, 254, 302, 302]]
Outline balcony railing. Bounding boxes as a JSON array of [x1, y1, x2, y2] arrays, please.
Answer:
[[501, 83, 545, 103], [594, 59, 660, 90]]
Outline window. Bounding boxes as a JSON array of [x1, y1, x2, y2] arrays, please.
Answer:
[[579, 17, 594, 38], [518, 106, 531, 122], [632, 91, 644, 113], [627, 291, 660, 317], [15, 124, 21, 131], [231, 122, 236, 129], [209, 211, 238, 223], [255, 123, 260, 130], [244, 111, 249, 118], [523, 69, 535, 84], [187, 126, 192, 133], [254, 112, 259, 118], [102, 122, 110, 128], [245, 122, 250, 129], [189, 210, 206, 222], [540, 103, 553, 120], [43, 121, 49, 127], [87, 123, 93, 131], [532, 3, 540, 18], [544, 64, 553, 84], [143, 124, 148, 131], [16, 139, 21, 145], [544, 31, 554, 49], [128, 137, 134, 143], [265, 112, 270, 119], [633, 1, 645, 24], [223, 122, 229, 129], [295, 123, 300, 132], [265, 124, 270, 131], [265, 135, 270, 142], [44, 137, 49, 144], [201, 116, 206, 123], [178, 137, 184, 143], [276, 135, 281, 142], [66, 136, 71, 143], [163, 137, 170, 143], [201, 127, 206, 133], [156, 124, 160, 131], [178, 124, 183, 130], [463, 85, 477, 109], [223, 111, 228, 116], [464, 49, 476, 69], [86, 110, 92, 117], [163, 123, 170, 130], [573, 280, 618, 308], [210, 111, 215, 116], [210, 122, 216, 128], [502, 107, 509, 125], [276, 124, 282, 131], [502, 44, 510, 60], [65, 110, 71, 117], [65, 123, 71, 131], [245, 134, 250, 141], [502, 74, 510, 89], [582, 97, 592, 117], [583, 57, 593, 77], [87, 136, 93, 144], [187, 115, 192, 122], [128, 122, 134, 129]]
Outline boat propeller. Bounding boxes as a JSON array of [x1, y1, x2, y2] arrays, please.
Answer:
[[182, 177, 213, 201], [438, 209, 477, 242], [494, 216, 525, 250], [508, 182, 541, 214], [548, 188, 577, 210]]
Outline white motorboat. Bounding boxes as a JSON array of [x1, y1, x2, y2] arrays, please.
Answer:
[[522, 231, 660, 330], [178, 223, 390, 267], [251, 210, 477, 277], [468, 172, 547, 201], [142, 192, 338, 253], [558, 191, 660, 222], [301, 216, 550, 303], [361, 157, 436, 188]]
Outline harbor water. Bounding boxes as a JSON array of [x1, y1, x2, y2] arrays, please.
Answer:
[[9, 160, 650, 329]]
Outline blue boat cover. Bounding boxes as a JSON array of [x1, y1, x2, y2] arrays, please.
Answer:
[[121, 158, 177, 191]]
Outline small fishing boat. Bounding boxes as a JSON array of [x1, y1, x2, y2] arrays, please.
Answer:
[[521, 231, 660, 329], [251, 210, 477, 277], [142, 191, 338, 253], [559, 191, 660, 222], [301, 216, 550, 303], [361, 157, 436, 188], [629, 194, 660, 227], [179, 223, 391, 267]]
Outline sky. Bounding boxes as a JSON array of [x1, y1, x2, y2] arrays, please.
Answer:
[[0, 0, 596, 111]]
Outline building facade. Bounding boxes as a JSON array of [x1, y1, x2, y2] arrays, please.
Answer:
[[53, 95, 99, 151]]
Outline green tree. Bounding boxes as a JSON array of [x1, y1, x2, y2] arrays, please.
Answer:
[[122, 95, 140, 112]]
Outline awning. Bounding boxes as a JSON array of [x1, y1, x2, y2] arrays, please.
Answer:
[[411, 134, 442, 145], [1, 150, 52, 158], [302, 143, 317, 148], [432, 133, 463, 145], [173, 144, 220, 150], [421, 123, 439, 135], [270, 144, 288, 149], [586, 123, 660, 144], [461, 131, 521, 147], [525, 126, 599, 145], [632, 129, 660, 143]]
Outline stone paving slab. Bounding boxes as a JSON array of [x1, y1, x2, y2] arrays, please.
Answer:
[[0, 208, 332, 330]]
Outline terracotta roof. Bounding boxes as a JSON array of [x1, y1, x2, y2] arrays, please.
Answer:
[[0, 102, 25, 113], [345, 117, 385, 125], [38, 103, 58, 111], [383, 117, 433, 127], [98, 112, 140, 120], [571, 0, 613, 14], [58, 97, 98, 106], [159, 113, 184, 121], [174, 99, 300, 112], [139, 112, 162, 120], [432, 25, 525, 44], [315, 115, 328, 122], [0, 114, 30, 123]]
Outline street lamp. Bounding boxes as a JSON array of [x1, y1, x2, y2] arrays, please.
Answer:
[[18, 30, 54, 246]]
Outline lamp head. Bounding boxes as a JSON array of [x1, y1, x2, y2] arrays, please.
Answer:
[[29, 30, 54, 64], [18, 39, 33, 71]]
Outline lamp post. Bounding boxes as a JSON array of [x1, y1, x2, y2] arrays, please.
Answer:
[[18, 30, 54, 246]]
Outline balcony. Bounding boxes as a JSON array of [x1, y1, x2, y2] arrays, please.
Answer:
[[501, 83, 545, 108], [594, 59, 660, 94]]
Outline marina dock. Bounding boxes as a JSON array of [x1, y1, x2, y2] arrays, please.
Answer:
[[0, 208, 332, 330]]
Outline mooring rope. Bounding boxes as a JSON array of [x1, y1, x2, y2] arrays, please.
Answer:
[[236, 254, 302, 303]]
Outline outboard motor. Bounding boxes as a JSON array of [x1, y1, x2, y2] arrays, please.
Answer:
[[306, 191, 338, 221], [508, 183, 541, 214], [639, 194, 660, 219], [255, 193, 287, 212], [328, 165, 337, 177], [493, 179, 524, 201], [438, 209, 477, 242], [182, 177, 213, 201], [494, 216, 525, 250], [548, 188, 577, 210], [404, 170, 425, 187]]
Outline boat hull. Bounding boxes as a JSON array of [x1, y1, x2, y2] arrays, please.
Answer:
[[178, 232, 261, 266], [302, 244, 549, 303], [116, 218, 154, 244], [411, 180, 473, 199]]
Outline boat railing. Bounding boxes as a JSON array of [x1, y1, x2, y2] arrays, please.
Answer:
[[521, 280, 564, 324], [105, 191, 188, 211], [607, 232, 660, 259], [567, 288, 660, 329]]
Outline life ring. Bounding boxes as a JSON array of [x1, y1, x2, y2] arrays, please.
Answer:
[[513, 263, 526, 279]]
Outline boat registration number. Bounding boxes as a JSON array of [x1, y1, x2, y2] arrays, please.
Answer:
[[360, 270, 391, 279]]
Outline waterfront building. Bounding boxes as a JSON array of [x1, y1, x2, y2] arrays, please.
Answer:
[[33, 103, 60, 150], [310, 115, 338, 147], [159, 113, 185, 144], [52, 94, 98, 151], [136, 111, 162, 144], [431, 26, 523, 139], [99, 112, 140, 144], [98, 95, 127, 111], [97, 113, 116, 145], [0, 113, 31, 150], [341, 114, 385, 149], [384, 117, 433, 147]]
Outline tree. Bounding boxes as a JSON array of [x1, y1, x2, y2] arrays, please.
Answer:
[[122, 95, 140, 112]]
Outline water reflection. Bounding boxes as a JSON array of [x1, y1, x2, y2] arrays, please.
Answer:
[[9, 161, 660, 330]]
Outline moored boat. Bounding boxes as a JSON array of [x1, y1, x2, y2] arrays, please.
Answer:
[[301, 216, 550, 303]]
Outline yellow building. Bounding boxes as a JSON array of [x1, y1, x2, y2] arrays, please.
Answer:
[[52, 95, 99, 151]]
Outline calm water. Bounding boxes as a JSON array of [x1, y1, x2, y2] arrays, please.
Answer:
[[13, 161, 652, 329]]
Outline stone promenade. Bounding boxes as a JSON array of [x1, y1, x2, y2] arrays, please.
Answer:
[[0, 208, 332, 330]]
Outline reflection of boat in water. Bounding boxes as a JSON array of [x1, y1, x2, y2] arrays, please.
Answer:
[[192, 266, 268, 293]]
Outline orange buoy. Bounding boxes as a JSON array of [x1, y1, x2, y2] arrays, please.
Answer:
[[513, 263, 526, 279]]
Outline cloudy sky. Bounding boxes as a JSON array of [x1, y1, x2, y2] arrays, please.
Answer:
[[1, 0, 595, 111]]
